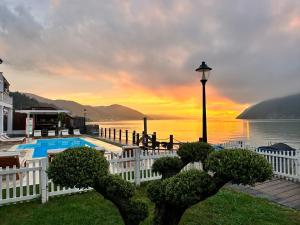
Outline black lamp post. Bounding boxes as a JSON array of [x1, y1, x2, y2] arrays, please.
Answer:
[[83, 108, 87, 134], [195, 61, 212, 143]]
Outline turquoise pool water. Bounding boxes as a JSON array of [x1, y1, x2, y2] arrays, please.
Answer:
[[17, 138, 97, 158]]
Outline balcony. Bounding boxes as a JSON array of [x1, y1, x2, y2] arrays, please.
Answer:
[[0, 92, 13, 106]]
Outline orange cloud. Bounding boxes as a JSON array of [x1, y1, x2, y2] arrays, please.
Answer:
[[289, 16, 300, 29], [45, 72, 247, 120]]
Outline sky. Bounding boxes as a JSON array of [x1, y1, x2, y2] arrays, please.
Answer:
[[0, 0, 300, 119]]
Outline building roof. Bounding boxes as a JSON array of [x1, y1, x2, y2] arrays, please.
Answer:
[[15, 108, 69, 115], [258, 143, 295, 152]]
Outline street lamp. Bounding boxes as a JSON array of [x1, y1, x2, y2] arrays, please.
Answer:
[[195, 61, 212, 143], [83, 108, 87, 134]]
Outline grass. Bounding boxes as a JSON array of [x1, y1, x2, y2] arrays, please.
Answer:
[[0, 184, 299, 225]]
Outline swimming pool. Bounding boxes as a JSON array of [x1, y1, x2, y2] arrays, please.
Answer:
[[17, 138, 97, 158]]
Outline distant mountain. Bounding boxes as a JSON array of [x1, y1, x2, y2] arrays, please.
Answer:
[[237, 93, 300, 119], [10, 92, 56, 109], [17, 93, 146, 121]]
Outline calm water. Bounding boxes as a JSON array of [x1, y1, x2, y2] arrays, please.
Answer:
[[92, 119, 300, 149]]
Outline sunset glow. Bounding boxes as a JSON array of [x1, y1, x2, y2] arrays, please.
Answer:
[[1, 0, 299, 120]]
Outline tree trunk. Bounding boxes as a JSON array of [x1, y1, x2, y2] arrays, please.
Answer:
[[153, 204, 186, 225]]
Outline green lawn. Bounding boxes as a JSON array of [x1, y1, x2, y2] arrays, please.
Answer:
[[0, 185, 299, 225]]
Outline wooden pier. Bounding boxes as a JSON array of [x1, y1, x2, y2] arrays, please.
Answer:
[[98, 127, 180, 150]]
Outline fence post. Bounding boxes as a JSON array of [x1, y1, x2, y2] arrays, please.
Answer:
[[134, 147, 141, 186], [104, 128, 107, 138], [100, 128, 103, 137], [109, 128, 111, 139], [40, 158, 49, 204], [297, 150, 300, 180], [119, 129, 122, 142], [113, 129, 116, 140]]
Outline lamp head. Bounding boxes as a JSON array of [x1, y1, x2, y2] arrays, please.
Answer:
[[195, 61, 212, 81]]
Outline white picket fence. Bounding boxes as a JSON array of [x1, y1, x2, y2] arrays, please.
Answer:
[[1, 147, 299, 206], [255, 148, 300, 182], [0, 148, 176, 206]]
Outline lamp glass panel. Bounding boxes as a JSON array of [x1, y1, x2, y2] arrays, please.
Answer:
[[201, 70, 210, 81]]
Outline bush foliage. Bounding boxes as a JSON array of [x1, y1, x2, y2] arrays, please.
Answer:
[[206, 149, 273, 185], [147, 142, 273, 225], [177, 142, 213, 167], [152, 156, 183, 179], [48, 147, 148, 225], [47, 147, 108, 188]]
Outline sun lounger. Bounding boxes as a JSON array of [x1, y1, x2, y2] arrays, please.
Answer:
[[61, 129, 69, 136], [0, 135, 24, 143], [0, 151, 27, 179], [33, 130, 42, 137], [48, 130, 56, 137], [73, 129, 81, 136], [3, 134, 25, 142]]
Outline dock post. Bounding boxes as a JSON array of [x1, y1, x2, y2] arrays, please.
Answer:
[[142, 131, 148, 150], [104, 128, 107, 138], [113, 129, 116, 140], [100, 128, 103, 137], [143, 117, 148, 149], [109, 128, 111, 139], [132, 130, 136, 144], [125, 130, 128, 144], [152, 132, 156, 150], [136, 133, 140, 146], [119, 129, 122, 142], [169, 135, 174, 150]]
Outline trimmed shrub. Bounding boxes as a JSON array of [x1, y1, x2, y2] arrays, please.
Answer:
[[164, 169, 215, 207], [152, 157, 183, 179], [147, 180, 165, 205], [47, 147, 108, 189], [96, 174, 135, 199], [206, 149, 273, 185], [48, 147, 148, 225], [123, 199, 149, 225], [177, 142, 213, 166], [148, 144, 273, 225], [95, 174, 148, 225]]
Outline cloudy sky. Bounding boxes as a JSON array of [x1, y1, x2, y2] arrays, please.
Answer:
[[0, 0, 299, 118]]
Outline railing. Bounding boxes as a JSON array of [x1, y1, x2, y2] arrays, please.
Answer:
[[0, 147, 177, 206], [99, 127, 182, 150], [255, 148, 300, 182], [0, 92, 13, 105]]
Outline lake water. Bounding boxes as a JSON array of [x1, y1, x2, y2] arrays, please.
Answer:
[[92, 119, 300, 149]]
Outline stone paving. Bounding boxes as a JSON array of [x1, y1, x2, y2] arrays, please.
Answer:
[[230, 178, 300, 210]]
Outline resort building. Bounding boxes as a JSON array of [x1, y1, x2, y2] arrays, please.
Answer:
[[15, 107, 71, 137], [0, 72, 13, 135]]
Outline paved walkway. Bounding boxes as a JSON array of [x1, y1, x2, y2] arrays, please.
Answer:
[[230, 178, 300, 210]]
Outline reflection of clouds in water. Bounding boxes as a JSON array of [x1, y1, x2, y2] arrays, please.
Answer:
[[247, 120, 300, 149]]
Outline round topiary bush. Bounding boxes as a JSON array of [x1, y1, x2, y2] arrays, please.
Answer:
[[206, 149, 273, 185], [47, 147, 109, 188], [47, 147, 148, 225], [147, 143, 273, 225], [152, 156, 183, 179], [94, 174, 148, 225], [177, 142, 213, 167]]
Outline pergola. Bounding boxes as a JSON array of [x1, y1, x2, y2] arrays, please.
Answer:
[[15, 108, 70, 137]]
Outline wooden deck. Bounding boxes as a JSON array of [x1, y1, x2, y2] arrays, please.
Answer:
[[230, 178, 300, 210]]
